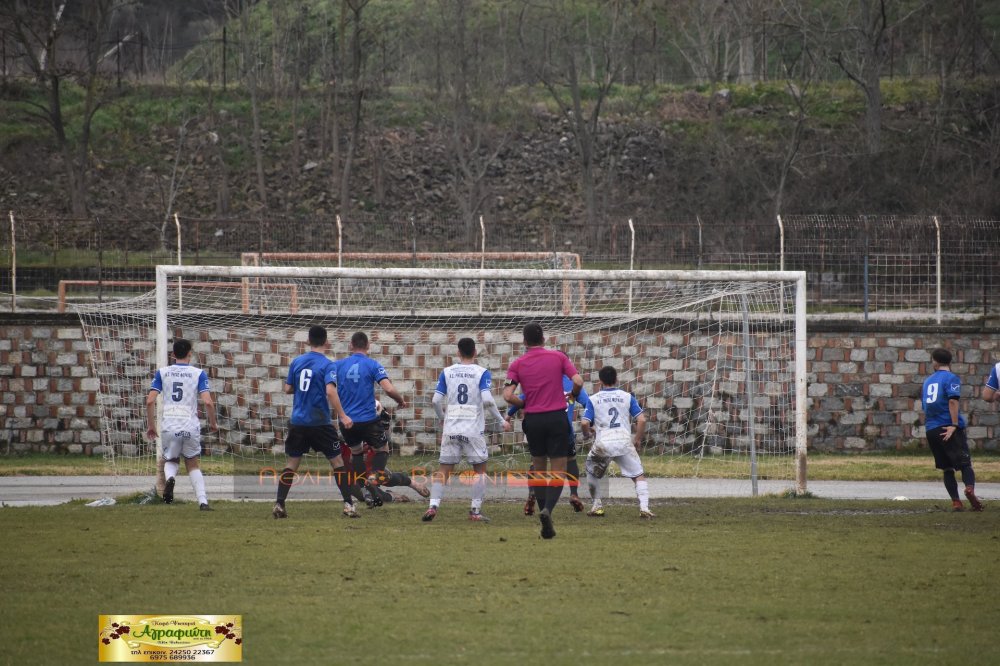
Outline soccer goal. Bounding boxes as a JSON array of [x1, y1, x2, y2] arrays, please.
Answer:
[[76, 265, 807, 499]]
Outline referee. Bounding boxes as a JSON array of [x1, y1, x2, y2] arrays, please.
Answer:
[[503, 323, 584, 539]]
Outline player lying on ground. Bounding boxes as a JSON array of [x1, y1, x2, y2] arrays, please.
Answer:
[[345, 401, 430, 506], [581, 365, 654, 519]]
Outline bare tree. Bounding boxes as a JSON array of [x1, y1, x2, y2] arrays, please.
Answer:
[[517, 0, 629, 225], [2, 0, 125, 215], [228, 0, 268, 210], [335, 0, 370, 214]]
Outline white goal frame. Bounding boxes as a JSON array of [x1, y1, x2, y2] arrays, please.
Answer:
[[154, 264, 808, 494]]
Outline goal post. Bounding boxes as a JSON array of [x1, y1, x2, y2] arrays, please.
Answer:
[[81, 265, 808, 499]]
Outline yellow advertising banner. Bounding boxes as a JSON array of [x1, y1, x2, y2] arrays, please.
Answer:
[[98, 615, 242, 662]]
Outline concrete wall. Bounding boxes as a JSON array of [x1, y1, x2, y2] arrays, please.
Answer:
[[1, 315, 998, 454]]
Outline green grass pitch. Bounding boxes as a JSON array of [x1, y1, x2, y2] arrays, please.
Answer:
[[2, 498, 999, 665]]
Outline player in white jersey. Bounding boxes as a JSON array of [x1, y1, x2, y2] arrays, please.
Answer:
[[580, 365, 652, 519], [984, 360, 1000, 405], [423, 338, 511, 522], [145, 338, 218, 510]]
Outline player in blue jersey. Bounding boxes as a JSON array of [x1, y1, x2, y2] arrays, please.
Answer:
[[920, 348, 984, 511], [984, 358, 1000, 405], [273, 326, 358, 519], [335, 331, 417, 506], [506, 375, 589, 515], [581, 365, 652, 518], [145, 338, 218, 510]]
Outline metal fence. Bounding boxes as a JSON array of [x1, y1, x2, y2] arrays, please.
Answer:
[[2, 212, 998, 318]]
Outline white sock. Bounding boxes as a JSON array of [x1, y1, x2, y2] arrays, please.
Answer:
[[164, 461, 179, 482], [588, 478, 602, 507], [189, 468, 207, 505], [636, 479, 649, 511], [430, 481, 444, 509], [471, 472, 486, 511]]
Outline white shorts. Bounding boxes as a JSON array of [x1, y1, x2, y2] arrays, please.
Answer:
[[161, 430, 202, 460], [587, 447, 644, 479], [439, 432, 488, 466]]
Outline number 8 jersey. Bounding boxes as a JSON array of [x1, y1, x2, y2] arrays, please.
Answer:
[[434, 363, 497, 439], [150, 363, 211, 434]]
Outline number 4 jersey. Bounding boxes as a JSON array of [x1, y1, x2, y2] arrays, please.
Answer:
[[150, 363, 211, 433]]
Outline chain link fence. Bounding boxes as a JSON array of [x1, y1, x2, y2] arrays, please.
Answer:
[[2, 212, 997, 318]]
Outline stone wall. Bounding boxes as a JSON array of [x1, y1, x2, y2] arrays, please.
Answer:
[[1, 315, 998, 454]]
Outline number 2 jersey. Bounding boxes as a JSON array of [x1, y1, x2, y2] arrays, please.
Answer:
[[434, 363, 503, 439], [150, 363, 211, 434], [582, 387, 643, 456], [921, 369, 965, 430]]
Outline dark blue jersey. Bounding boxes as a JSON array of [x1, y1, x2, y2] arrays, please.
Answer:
[[334, 353, 389, 422], [921, 369, 965, 430], [286, 351, 337, 426]]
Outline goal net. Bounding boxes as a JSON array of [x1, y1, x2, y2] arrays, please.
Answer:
[[76, 265, 807, 501]]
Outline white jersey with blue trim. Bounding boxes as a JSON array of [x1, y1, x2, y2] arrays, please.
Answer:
[[986, 362, 1000, 392], [435, 363, 496, 439], [583, 388, 643, 456], [150, 363, 210, 434]]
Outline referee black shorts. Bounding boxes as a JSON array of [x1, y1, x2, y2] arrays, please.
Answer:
[[926, 426, 972, 470], [521, 409, 571, 459]]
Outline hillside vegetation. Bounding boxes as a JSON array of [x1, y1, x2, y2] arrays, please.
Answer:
[[2, 77, 998, 226]]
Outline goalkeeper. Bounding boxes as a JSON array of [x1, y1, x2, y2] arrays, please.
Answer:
[[580, 365, 653, 519], [506, 375, 589, 515], [345, 401, 430, 505]]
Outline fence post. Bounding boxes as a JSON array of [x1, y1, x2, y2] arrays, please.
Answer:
[[696, 215, 703, 269], [175, 213, 183, 310], [478, 215, 486, 314], [336, 214, 343, 313], [628, 218, 635, 313], [777, 215, 784, 271], [8, 211, 15, 312], [96, 216, 104, 304], [862, 215, 870, 322], [933, 215, 941, 324]]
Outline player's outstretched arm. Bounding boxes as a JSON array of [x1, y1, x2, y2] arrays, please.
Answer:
[[327, 383, 353, 429], [379, 378, 407, 409], [502, 382, 524, 409], [482, 391, 510, 431], [144, 390, 160, 440], [200, 390, 219, 431], [431, 391, 446, 421], [633, 412, 647, 450]]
